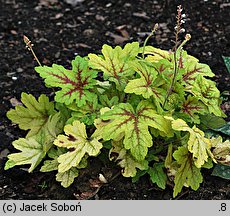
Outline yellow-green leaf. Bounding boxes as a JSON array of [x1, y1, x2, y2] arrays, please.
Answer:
[[5, 113, 62, 172], [172, 119, 213, 168], [56, 167, 79, 188], [110, 140, 148, 177], [88, 42, 139, 90], [7, 93, 55, 137], [54, 120, 103, 172], [101, 100, 173, 161], [124, 61, 166, 103], [35, 56, 98, 106], [173, 146, 203, 198]]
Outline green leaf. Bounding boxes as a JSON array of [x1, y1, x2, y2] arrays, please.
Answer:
[[88, 42, 139, 90], [199, 114, 226, 130], [148, 163, 167, 189], [54, 120, 103, 172], [101, 100, 173, 161], [213, 122, 230, 137], [109, 140, 148, 177], [35, 56, 97, 106], [172, 118, 213, 168], [7, 93, 55, 137], [40, 147, 66, 172], [124, 61, 166, 103], [212, 164, 230, 180], [56, 167, 79, 188], [5, 113, 62, 172], [223, 56, 230, 73], [67, 96, 101, 125], [188, 75, 225, 117], [173, 146, 203, 198], [99, 95, 119, 108]]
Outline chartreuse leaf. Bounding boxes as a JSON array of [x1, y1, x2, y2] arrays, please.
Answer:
[[182, 57, 214, 84], [109, 139, 148, 177], [100, 100, 173, 161], [172, 119, 213, 168], [88, 42, 139, 90], [54, 120, 103, 173], [148, 162, 167, 189], [7, 93, 55, 137], [173, 146, 203, 198], [124, 61, 166, 104], [5, 113, 62, 172], [178, 95, 208, 124], [56, 167, 79, 188], [188, 75, 225, 117], [41, 147, 87, 187], [35, 56, 97, 106], [141, 46, 171, 62]]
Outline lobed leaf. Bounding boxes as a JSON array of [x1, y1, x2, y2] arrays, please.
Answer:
[[88, 42, 139, 90], [101, 100, 173, 161], [124, 61, 166, 103], [5, 113, 62, 172], [188, 75, 225, 117], [173, 146, 203, 198], [179, 95, 208, 124], [54, 120, 103, 172], [7, 93, 55, 137], [56, 167, 79, 188], [172, 118, 213, 168], [109, 140, 148, 177], [35, 56, 97, 106], [148, 162, 167, 189]]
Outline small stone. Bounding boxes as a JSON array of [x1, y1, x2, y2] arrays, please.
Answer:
[[16, 68, 23, 73]]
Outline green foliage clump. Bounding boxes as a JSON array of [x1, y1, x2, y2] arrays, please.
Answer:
[[6, 29, 230, 198]]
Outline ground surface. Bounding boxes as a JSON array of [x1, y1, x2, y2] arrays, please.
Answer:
[[0, 0, 230, 200]]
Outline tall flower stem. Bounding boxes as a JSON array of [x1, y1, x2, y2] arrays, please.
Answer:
[[162, 5, 189, 109], [142, 23, 158, 59], [23, 35, 42, 66]]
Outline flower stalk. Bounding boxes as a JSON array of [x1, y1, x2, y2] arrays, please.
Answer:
[[162, 5, 189, 109], [23, 35, 42, 66]]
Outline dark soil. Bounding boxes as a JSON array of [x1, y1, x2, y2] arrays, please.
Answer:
[[0, 0, 229, 200]]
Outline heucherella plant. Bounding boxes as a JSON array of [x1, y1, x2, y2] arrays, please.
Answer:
[[5, 6, 229, 197]]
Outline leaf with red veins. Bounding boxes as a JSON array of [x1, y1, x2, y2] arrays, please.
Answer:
[[100, 100, 173, 161], [88, 42, 139, 91], [181, 95, 207, 117], [182, 62, 215, 84], [125, 61, 166, 104], [35, 56, 97, 106]]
